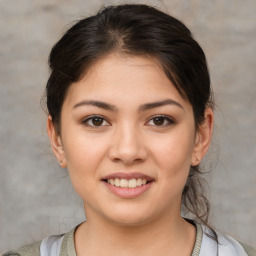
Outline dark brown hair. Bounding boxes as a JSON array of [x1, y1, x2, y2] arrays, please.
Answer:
[[45, 4, 216, 239]]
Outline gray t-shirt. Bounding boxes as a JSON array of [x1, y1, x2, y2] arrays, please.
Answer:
[[2, 221, 256, 256]]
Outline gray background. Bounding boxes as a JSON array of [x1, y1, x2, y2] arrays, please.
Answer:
[[0, 0, 255, 253]]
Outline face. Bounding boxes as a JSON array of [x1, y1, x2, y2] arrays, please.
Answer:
[[48, 54, 213, 226]]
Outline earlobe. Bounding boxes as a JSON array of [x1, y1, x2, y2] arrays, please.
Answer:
[[47, 116, 67, 168], [191, 108, 214, 166]]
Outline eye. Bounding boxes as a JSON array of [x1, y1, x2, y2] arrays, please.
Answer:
[[82, 115, 110, 127], [146, 115, 174, 127]]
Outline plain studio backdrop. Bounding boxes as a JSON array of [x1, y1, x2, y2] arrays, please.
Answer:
[[0, 0, 255, 253]]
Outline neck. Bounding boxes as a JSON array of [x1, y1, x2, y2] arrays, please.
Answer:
[[75, 210, 196, 256]]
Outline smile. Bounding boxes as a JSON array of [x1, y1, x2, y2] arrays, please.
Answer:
[[102, 173, 154, 198], [107, 178, 147, 188]]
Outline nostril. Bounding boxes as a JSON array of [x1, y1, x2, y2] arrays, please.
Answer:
[[108, 137, 147, 164]]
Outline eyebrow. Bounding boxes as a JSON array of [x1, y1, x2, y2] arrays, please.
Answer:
[[73, 99, 184, 112], [138, 99, 184, 111], [73, 100, 117, 111]]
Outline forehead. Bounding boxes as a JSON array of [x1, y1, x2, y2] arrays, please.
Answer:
[[64, 54, 190, 110]]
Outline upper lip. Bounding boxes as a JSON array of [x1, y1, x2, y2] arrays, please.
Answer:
[[102, 172, 154, 181]]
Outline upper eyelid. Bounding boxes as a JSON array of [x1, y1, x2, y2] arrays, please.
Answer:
[[81, 114, 175, 125], [146, 114, 174, 122], [82, 115, 111, 124], [82, 114, 107, 121], [145, 115, 176, 127]]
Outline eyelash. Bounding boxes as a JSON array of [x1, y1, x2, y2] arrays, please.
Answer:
[[82, 115, 110, 127], [146, 115, 175, 127], [81, 115, 175, 128]]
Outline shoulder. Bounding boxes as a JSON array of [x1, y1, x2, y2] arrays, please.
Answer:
[[1, 227, 76, 256], [200, 223, 256, 256], [239, 242, 256, 256], [217, 234, 256, 256], [1, 241, 41, 256]]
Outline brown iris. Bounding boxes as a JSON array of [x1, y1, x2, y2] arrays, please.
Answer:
[[152, 116, 165, 126], [92, 117, 104, 126]]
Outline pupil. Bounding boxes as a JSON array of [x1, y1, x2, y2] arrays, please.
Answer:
[[154, 117, 164, 125], [92, 117, 103, 126]]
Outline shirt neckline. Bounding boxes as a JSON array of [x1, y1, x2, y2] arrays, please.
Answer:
[[65, 220, 203, 256]]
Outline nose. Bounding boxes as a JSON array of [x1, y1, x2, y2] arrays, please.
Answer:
[[108, 124, 147, 165]]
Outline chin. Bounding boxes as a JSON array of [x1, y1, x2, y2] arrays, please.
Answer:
[[102, 204, 157, 227], [109, 215, 150, 227]]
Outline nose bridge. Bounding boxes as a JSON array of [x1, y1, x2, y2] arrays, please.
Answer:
[[109, 121, 146, 164]]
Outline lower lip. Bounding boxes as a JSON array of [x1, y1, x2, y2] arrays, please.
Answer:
[[103, 181, 153, 199]]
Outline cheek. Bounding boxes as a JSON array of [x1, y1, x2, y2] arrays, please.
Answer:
[[61, 131, 109, 188], [150, 130, 195, 177], [151, 132, 195, 204]]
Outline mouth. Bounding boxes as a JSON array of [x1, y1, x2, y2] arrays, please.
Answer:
[[104, 178, 150, 188], [101, 173, 154, 198]]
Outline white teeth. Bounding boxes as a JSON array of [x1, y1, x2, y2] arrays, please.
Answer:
[[137, 178, 142, 186], [107, 178, 149, 188], [128, 179, 137, 188], [120, 179, 128, 188], [114, 178, 120, 187]]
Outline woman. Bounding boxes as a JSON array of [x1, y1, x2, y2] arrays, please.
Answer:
[[3, 4, 255, 256]]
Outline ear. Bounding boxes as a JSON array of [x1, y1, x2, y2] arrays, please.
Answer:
[[191, 108, 214, 166], [47, 115, 67, 168]]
